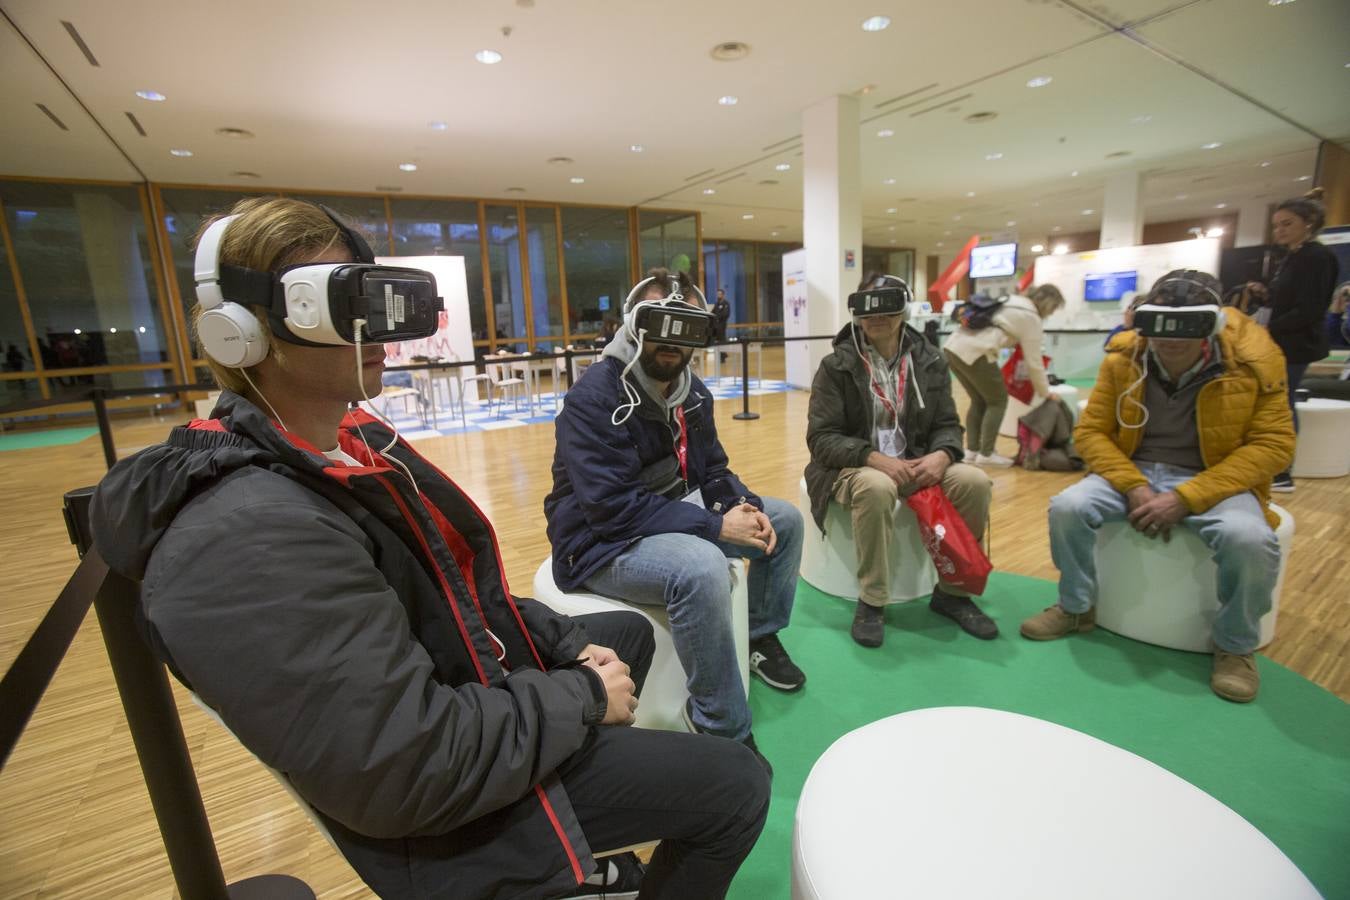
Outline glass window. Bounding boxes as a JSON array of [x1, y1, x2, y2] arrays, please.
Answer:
[[483, 204, 527, 350], [638, 209, 699, 285], [1, 182, 167, 369], [295, 194, 390, 256], [757, 243, 798, 323], [389, 198, 487, 342], [43, 367, 172, 404], [706, 241, 755, 326], [561, 206, 631, 339], [861, 246, 916, 287], [0, 246, 39, 405], [523, 206, 563, 347]]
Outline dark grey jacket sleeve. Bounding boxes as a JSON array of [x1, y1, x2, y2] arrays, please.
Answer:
[[806, 360, 874, 470], [144, 494, 601, 840], [514, 596, 591, 665]]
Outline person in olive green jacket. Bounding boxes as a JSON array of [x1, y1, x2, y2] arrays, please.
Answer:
[[1021, 270, 1295, 703], [805, 273, 995, 648]]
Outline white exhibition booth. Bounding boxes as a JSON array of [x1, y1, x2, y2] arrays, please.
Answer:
[[374, 255, 477, 398]]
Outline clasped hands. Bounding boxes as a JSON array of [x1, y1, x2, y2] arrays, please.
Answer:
[[1126, 485, 1188, 541], [867, 450, 950, 491], [577, 643, 638, 726], [718, 502, 777, 555]]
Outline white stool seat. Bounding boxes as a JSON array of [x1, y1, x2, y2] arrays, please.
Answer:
[[1094, 504, 1292, 652], [1291, 397, 1350, 478], [1000, 383, 1080, 437], [796, 477, 936, 603], [532, 557, 749, 733], [791, 707, 1317, 899]]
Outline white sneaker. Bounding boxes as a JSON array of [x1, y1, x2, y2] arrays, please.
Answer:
[[975, 452, 1014, 467]]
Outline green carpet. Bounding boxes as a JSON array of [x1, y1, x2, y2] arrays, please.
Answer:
[[0, 425, 97, 451], [729, 572, 1350, 899], [1064, 376, 1097, 390]]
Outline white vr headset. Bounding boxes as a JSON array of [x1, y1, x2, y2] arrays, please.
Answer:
[[193, 204, 444, 367], [1134, 273, 1226, 339], [622, 275, 715, 348]]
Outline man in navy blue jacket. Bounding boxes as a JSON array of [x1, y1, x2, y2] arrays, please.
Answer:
[[546, 269, 805, 774]]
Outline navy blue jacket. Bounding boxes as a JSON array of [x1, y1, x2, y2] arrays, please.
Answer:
[[545, 356, 759, 590]]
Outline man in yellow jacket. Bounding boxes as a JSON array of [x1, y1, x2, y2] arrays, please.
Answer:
[[1021, 270, 1295, 702]]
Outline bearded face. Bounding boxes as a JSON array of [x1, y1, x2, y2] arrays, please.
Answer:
[[638, 341, 694, 381]]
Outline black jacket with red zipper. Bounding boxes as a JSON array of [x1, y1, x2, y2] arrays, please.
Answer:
[[90, 391, 609, 899]]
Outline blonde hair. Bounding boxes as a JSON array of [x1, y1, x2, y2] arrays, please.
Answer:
[[1028, 283, 1065, 317], [192, 197, 347, 393]]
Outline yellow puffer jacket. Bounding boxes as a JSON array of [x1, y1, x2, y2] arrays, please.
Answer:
[[1074, 308, 1295, 528]]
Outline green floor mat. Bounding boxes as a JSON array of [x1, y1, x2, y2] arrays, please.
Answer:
[[0, 426, 98, 451], [729, 572, 1350, 898]]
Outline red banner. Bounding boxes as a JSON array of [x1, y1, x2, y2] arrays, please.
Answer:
[[927, 235, 980, 311], [1017, 260, 1035, 293]]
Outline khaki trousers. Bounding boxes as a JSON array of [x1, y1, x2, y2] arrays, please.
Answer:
[[831, 462, 992, 606]]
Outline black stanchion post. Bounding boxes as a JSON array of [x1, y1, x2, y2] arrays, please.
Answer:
[[563, 348, 575, 390], [92, 388, 117, 469], [732, 336, 759, 421]]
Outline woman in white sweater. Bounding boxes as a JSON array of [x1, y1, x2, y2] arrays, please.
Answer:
[[942, 284, 1065, 466]]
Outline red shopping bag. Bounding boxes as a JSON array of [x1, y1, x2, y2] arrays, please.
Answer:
[[905, 485, 993, 596], [1001, 345, 1052, 405]]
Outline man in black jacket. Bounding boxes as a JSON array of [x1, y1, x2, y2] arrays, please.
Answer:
[[805, 273, 996, 648]]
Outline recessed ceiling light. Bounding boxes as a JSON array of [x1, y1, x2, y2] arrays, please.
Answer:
[[1296, 175, 1312, 181], [109, 327, 117, 334], [985, 152, 1004, 160], [630, 144, 644, 153], [475, 49, 503, 64], [230, 170, 261, 179], [953, 215, 962, 221], [570, 177, 585, 184], [771, 231, 779, 236], [1268, 0, 1295, 5], [1105, 150, 1132, 158], [702, 188, 716, 195], [215, 127, 255, 139], [1130, 115, 1153, 124], [169, 148, 193, 157], [505, 186, 525, 193], [73, 328, 82, 335], [548, 156, 575, 166], [1070, 170, 1079, 177], [877, 129, 895, 138], [399, 162, 418, 172], [718, 95, 739, 106], [936, 241, 945, 247], [375, 185, 403, 192], [1201, 142, 1222, 150], [1214, 202, 1227, 208], [1006, 220, 1017, 226], [1259, 161, 1271, 167], [742, 213, 755, 220], [944, 230, 952, 235], [1052, 225, 1062, 232], [138, 326, 147, 334], [135, 90, 166, 102], [1081, 208, 1095, 215], [1031, 244, 1045, 253], [965, 191, 976, 198], [883, 178, 896, 185], [1054, 244, 1070, 255], [710, 41, 751, 62], [775, 163, 791, 171], [889, 239, 897, 245], [1206, 227, 1225, 237], [428, 121, 448, 131], [886, 207, 897, 213], [1175, 193, 1189, 200], [861, 15, 891, 31], [1026, 76, 1053, 88], [964, 111, 998, 124], [888, 226, 896, 231]]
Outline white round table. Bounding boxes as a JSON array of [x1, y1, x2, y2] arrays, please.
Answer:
[[792, 707, 1317, 899], [1291, 397, 1350, 478]]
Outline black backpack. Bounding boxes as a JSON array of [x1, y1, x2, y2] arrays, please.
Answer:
[[950, 292, 1007, 330]]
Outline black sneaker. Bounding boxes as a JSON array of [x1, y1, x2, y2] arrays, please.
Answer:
[[749, 633, 806, 691], [1271, 472, 1294, 493], [929, 589, 999, 640], [851, 601, 885, 648], [681, 699, 773, 779], [558, 852, 645, 899]]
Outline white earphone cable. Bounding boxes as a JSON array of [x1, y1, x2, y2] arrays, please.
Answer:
[[352, 321, 419, 492], [237, 365, 289, 433], [1116, 342, 1150, 430]]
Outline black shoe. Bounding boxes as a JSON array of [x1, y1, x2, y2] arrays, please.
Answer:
[[558, 851, 645, 899], [929, 589, 999, 640], [851, 601, 885, 648], [681, 699, 773, 780], [1271, 472, 1294, 493], [749, 633, 806, 691]]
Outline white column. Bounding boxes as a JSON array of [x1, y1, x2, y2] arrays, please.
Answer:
[[1100, 171, 1144, 249], [1235, 199, 1271, 247], [802, 95, 861, 377]]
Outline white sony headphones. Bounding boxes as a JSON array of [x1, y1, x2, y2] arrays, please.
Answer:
[[622, 274, 709, 343], [194, 215, 270, 367]]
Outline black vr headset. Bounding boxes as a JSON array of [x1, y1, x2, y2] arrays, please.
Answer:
[[1134, 271, 1225, 340], [194, 204, 444, 367], [622, 275, 715, 349], [848, 276, 911, 317]]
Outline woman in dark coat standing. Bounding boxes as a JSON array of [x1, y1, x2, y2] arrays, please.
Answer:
[[1264, 189, 1340, 492]]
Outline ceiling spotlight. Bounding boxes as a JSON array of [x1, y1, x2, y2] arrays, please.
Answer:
[[138, 326, 147, 333], [1081, 208, 1095, 215], [771, 231, 780, 237], [861, 15, 891, 31], [742, 213, 755, 220], [889, 239, 897, 245], [985, 152, 1004, 160], [1130, 115, 1153, 124], [135, 90, 166, 101], [1267, 0, 1296, 5], [399, 162, 418, 172], [775, 163, 791, 171], [1052, 225, 1062, 232], [1006, 220, 1017, 226], [73, 328, 82, 335], [1201, 142, 1222, 150], [1031, 244, 1045, 253], [169, 148, 193, 157], [888, 226, 896, 231], [1259, 161, 1271, 167], [1206, 227, 1225, 238], [548, 156, 574, 166], [231, 170, 261, 179], [630, 144, 644, 153], [710, 41, 751, 61], [718, 95, 739, 106], [428, 121, 448, 131], [953, 215, 962, 221], [965, 191, 976, 197], [1175, 193, 1189, 200], [877, 128, 895, 138], [475, 49, 503, 64], [570, 177, 585, 184], [1215, 202, 1228, 208], [1026, 76, 1052, 88], [886, 207, 897, 213], [1054, 244, 1070, 255], [1070, 170, 1079, 177], [936, 241, 945, 247], [109, 327, 117, 334], [215, 127, 255, 139], [883, 178, 896, 185], [1296, 175, 1312, 181], [702, 188, 716, 195]]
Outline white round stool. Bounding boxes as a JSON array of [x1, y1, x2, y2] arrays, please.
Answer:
[[796, 477, 936, 603], [1291, 397, 1350, 478], [532, 557, 749, 733], [1094, 504, 1292, 652], [791, 707, 1317, 899], [1000, 383, 1080, 437]]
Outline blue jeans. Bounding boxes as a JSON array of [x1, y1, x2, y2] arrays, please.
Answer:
[[1048, 462, 1278, 654], [583, 496, 803, 741]]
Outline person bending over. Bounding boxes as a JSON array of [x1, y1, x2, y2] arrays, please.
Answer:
[[805, 272, 996, 649], [1021, 270, 1295, 703], [91, 199, 769, 900], [546, 268, 805, 776]]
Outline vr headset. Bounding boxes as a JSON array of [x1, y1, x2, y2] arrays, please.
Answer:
[[622, 275, 715, 349], [848, 276, 911, 317], [1134, 273, 1225, 339], [194, 204, 444, 367]]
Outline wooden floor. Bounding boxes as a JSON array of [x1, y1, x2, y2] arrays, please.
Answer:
[[2, 348, 1347, 898]]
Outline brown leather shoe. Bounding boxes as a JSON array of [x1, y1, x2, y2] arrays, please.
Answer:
[[1211, 650, 1260, 703], [1020, 605, 1096, 641]]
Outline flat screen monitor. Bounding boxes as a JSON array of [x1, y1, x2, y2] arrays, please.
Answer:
[[1084, 271, 1139, 303], [969, 242, 1017, 279]]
